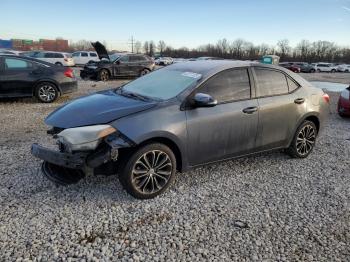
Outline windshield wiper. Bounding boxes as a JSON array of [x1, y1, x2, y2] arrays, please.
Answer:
[[118, 89, 150, 101]]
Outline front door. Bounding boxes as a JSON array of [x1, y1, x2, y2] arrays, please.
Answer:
[[114, 55, 131, 76], [185, 68, 259, 166]]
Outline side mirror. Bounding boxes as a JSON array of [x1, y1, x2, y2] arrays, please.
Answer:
[[193, 93, 217, 108], [115, 60, 120, 65]]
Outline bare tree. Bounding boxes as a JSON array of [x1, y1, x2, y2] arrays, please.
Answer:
[[135, 41, 142, 53], [231, 39, 245, 59], [143, 41, 149, 55], [149, 41, 155, 56], [216, 38, 229, 57], [277, 39, 291, 60], [158, 40, 166, 56]]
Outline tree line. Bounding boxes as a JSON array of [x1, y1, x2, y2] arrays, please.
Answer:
[[70, 38, 350, 63]]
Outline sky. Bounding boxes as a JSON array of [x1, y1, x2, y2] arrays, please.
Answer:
[[1, 0, 350, 51]]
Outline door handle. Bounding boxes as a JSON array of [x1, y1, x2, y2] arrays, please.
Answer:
[[242, 106, 258, 114], [294, 98, 305, 104]]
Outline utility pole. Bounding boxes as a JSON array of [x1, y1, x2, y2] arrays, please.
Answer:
[[129, 36, 134, 53]]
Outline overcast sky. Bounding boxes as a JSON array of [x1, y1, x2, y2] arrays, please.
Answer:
[[1, 0, 350, 51]]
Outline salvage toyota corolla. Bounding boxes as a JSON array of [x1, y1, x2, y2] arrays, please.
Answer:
[[31, 60, 329, 199]]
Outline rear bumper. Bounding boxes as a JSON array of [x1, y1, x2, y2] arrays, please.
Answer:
[[59, 80, 78, 94]]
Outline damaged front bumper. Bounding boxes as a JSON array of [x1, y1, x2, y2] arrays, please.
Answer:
[[31, 130, 134, 185]]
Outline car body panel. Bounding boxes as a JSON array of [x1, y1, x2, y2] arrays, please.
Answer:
[[338, 87, 350, 116], [91, 41, 110, 60]]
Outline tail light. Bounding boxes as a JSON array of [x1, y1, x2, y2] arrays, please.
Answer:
[[322, 93, 330, 103], [64, 68, 74, 78]]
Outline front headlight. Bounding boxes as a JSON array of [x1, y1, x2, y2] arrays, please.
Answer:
[[57, 125, 116, 152]]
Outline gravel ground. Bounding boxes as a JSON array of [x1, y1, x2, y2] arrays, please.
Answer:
[[0, 75, 350, 261]]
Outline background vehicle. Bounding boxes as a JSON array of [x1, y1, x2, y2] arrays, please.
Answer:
[[20, 50, 41, 57], [294, 62, 315, 73], [0, 55, 77, 102], [32, 61, 329, 199], [312, 63, 337, 73], [80, 41, 154, 81], [0, 49, 21, 55], [196, 56, 224, 61], [72, 51, 99, 65], [279, 62, 301, 73], [34, 51, 75, 66], [337, 64, 350, 73], [338, 85, 350, 117], [155, 57, 173, 65]]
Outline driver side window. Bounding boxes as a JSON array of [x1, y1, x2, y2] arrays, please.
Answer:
[[197, 68, 251, 103], [119, 56, 129, 63]]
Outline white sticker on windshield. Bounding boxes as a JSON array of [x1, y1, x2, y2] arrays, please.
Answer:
[[182, 72, 202, 79]]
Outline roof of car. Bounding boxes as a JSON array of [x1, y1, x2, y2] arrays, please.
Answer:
[[0, 54, 55, 66]]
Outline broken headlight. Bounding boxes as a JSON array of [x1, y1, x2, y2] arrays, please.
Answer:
[[57, 125, 116, 152]]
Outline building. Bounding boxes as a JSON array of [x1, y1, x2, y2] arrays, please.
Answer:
[[0, 38, 69, 51]]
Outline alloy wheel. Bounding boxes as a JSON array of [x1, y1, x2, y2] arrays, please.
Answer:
[[100, 70, 109, 81], [296, 124, 316, 156], [131, 150, 173, 194], [38, 85, 56, 102]]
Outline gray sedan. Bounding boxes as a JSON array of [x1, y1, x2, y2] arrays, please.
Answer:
[[31, 60, 330, 199]]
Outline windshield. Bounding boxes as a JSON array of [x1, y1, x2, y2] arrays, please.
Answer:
[[109, 53, 121, 61], [121, 69, 202, 100]]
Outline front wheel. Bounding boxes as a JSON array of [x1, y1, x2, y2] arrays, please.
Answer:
[[139, 68, 150, 77], [98, 69, 110, 81], [35, 82, 59, 103], [286, 120, 317, 158], [118, 143, 176, 199]]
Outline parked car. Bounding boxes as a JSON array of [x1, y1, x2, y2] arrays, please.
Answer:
[[196, 57, 224, 61], [337, 64, 350, 73], [72, 51, 99, 65], [294, 62, 315, 73], [34, 51, 75, 67], [20, 50, 42, 57], [312, 63, 337, 73], [80, 41, 155, 81], [0, 55, 77, 102], [173, 58, 188, 63], [0, 49, 21, 56], [279, 62, 301, 73], [155, 57, 173, 65], [338, 85, 350, 117], [31, 60, 329, 199]]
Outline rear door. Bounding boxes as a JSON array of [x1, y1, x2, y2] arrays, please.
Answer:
[[252, 67, 303, 150], [129, 55, 144, 75], [0, 57, 37, 97], [186, 68, 259, 166]]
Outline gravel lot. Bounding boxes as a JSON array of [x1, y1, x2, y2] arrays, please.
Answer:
[[0, 73, 350, 261]]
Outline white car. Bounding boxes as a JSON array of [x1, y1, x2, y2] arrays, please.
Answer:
[[34, 51, 75, 66], [72, 51, 99, 65], [155, 57, 173, 65], [0, 49, 21, 55], [312, 63, 337, 73], [337, 64, 350, 73]]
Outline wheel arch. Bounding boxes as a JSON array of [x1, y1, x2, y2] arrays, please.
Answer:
[[33, 79, 61, 96], [287, 113, 320, 147], [137, 136, 183, 172]]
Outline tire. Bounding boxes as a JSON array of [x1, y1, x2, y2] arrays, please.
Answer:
[[98, 69, 110, 81], [345, 70, 349, 73], [118, 143, 176, 199], [286, 120, 317, 158], [331, 69, 336, 73], [310, 69, 315, 73], [35, 82, 59, 103], [139, 68, 150, 77], [55, 62, 63, 66], [317, 69, 321, 73]]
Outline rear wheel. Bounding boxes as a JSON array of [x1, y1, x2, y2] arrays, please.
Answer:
[[35, 82, 59, 103], [99, 69, 110, 81], [331, 69, 336, 73], [118, 143, 176, 199], [55, 62, 63, 66], [287, 120, 317, 158], [310, 69, 315, 73]]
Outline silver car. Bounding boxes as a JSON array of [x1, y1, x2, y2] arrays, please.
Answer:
[[32, 61, 330, 199]]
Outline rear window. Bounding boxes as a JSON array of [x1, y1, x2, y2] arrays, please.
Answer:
[[255, 68, 289, 97], [4, 58, 32, 69], [55, 53, 64, 58], [90, 53, 97, 57], [81, 52, 88, 57]]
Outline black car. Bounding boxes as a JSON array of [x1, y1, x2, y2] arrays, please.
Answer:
[[0, 55, 77, 103], [80, 41, 155, 81], [32, 61, 329, 199], [294, 62, 315, 73]]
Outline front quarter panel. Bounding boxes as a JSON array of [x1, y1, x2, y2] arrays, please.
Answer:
[[110, 103, 189, 169]]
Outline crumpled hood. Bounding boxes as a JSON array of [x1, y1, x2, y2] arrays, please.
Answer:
[[91, 41, 109, 61], [45, 90, 157, 128]]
